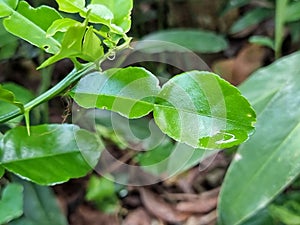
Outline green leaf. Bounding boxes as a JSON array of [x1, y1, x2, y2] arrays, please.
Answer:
[[0, 84, 24, 112], [230, 8, 273, 34], [82, 4, 114, 24], [269, 204, 300, 225], [56, 0, 85, 13], [220, 0, 250, 15], [71, 67, 161, 119], [3, 1, 62, 54], [81, 26, 104, 61], [285, 1, 300, 22], [0, 0, 18, 17], [46, 18, 81, 37], [0, 124, 102, 185], [140, 29, 228, 53], [249, 35, 274, 49], [91, 0, 133, 32], [153, 71, 256, 149], [0, 133, 3, 178], [10, 178, 68, 225], [0, 19, 18, 60], [218, 51, 300, 225], [0, 183, 23, 224], [0, 83, 34, 127]]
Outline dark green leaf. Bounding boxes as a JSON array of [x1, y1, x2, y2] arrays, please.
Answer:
[[220, 0, 250, 15], [10, 178, 68, 225], [285, 1, 300, 22], [140, 29, 228, 53], [0, 21, 18, 60], [0, 183, 23, 224], [269, 204, 300, 225], [71, 67, 161, 119], [249, 36, 274, 49], [230, 8, 273, 34], [3, 1, 62, 54], [218, 51, 300, 225], [0, 124, 102, 185], [153, 71, 256, 149]]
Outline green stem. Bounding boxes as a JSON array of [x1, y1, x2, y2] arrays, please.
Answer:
[[275, 0, 288, 59], [0, 62, 96, 124]]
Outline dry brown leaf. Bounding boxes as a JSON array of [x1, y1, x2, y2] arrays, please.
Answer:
[[123, 208, 152, 225], [139, 188, 190, 223]]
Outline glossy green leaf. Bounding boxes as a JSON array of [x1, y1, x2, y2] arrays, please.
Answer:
[[0, 124, 102, 185], [2, 1, 62, 54], [249, 35, 274, 49], [91, 0, 133, 32], [0, 83, 34, 126], [153, 71, 256, 149], [140, 29, 228, 53], [0, 0, 18, 17], [0, 183, 23, 224], [285, 1, 300, 22], [71, 67, 161, 119], [9, 178, 68, 225], [55, 0, 85, 13], [230, 8, 273, 34], [218, 51, 300, 225]]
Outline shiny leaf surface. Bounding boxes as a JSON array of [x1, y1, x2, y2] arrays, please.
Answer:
[[153, 71, 256, 149], [219, 51, 300, 225], [2, 1, 62, 54], [0, 183, 23, 224], [0, 0, 18, 17], [0, 124, 102, 185], [71, 67, 161, 118]]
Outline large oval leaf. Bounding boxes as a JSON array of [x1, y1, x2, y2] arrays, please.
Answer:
[[0, 124, 102, 185], [140, 29, 228, 53], [71, 67, 161, 118], [153, 71, 256, 149], [2, 1, 62, 54], [218, 51, 300, 225]]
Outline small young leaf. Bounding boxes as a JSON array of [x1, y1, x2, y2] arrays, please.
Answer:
[[153, 71, 256, 149], [0, 84, 24, 112], [249, 35, 274, 49], [81, 26, 104, 61], [0, 183, 23, 224], [3, 1, 62, 54], [55, 0, 85, 13], [0, 0, 18, 17], [0, 124, 102, 185], [91, 0, 133, 32], [71, 67, 161, 118], [46, 18, 81, 37]]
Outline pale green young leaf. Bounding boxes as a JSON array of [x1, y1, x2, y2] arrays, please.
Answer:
[[0, 124, 102, 185], [0, 0, 18, 17], [82, 4, 114, 23], [218, 51, 300, 225], [46, 18, 81, 37], [153, 71, 256, 149], [91, 0, 133, 32], [0, 183, 23, 224], [55, 0, 85, 13], [0, 84, 24, 112], [3, 1, 62, 54], [71, 67, 161, 118], [81, 26, 104, 61]]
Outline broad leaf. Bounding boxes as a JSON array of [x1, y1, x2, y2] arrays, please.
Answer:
[[55, 0, 85, 13], [9, 178, 68, 225], [230, 8, 273, 34], [71, 67, 161, 118], [153, 71, 256, 149], [0, 183, 23, 224], [0, 0, 18, 17], [91, 0, 133, 32], [140, 29, 228, 53], [0, 124, 102, 185], [218, 51, 300, 225], [2, 1, 62, 54]]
